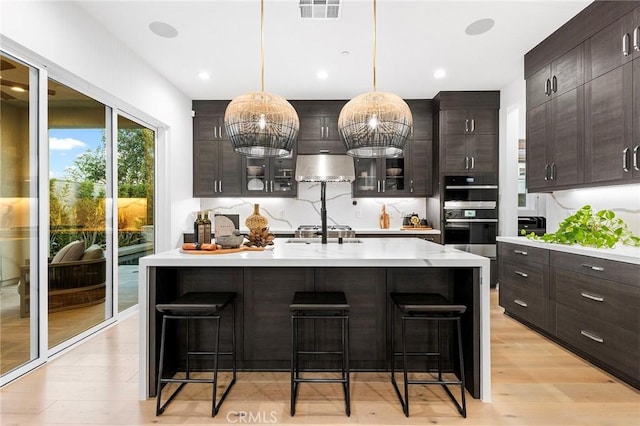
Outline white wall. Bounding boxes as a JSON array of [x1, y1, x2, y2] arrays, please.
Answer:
[[0, 0, 197, 250], [498, 74, 525, 236]]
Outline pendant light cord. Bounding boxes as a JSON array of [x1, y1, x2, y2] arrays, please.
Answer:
[[373, 0, 377, 92], [261, 0, 265, 92]]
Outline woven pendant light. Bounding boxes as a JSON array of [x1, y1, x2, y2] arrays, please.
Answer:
[[225, 0, 299, 157], [338, 0, 412, 158]]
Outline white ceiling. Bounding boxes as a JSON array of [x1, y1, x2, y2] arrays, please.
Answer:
[[76, 0, 592, 101]]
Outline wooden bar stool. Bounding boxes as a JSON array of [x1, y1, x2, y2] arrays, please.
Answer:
[[155, 292, 237, 416], [390, 292, 467, 418], [290, 291, 351, 416]]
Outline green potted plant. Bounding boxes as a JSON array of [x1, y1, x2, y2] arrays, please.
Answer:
[[521, 205, 640, 248]]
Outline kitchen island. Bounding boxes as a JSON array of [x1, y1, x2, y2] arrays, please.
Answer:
[[138, 238, 491, 401]]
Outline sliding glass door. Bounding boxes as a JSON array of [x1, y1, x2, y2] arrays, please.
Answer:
[[47, 79, 112, 348], [116, 116, 155, 312], [0, 54, 40, 375]]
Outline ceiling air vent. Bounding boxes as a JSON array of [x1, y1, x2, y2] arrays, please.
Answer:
[[299, 0, 341, 20]]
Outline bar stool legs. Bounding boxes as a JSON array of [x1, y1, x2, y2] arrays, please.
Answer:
[[390, 293, 467, 418], [290, 291, 350, 417], [156, 292, 237, 417]]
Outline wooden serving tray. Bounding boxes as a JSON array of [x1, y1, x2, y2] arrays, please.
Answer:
[[180, 246, 265, 255]]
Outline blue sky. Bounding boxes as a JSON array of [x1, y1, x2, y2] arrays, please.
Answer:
[[49, 128, 103, 179]]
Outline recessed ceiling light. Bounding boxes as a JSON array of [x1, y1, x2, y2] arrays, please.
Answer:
[[465, 18, 495, 36], [149, 21, 178, 38], [341, 50, 350, 56], [317, 70, 328, 80], [433, 68, 446, 79], [198, 71, 210, 80]]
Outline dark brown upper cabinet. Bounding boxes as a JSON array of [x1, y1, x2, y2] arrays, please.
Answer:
[[634, 57, 640, 178], [526, 45, 584, 111], [291, 100, 347, 155], [526, 85, 584, 192], [525, 2, 640, 192], [437, 98, 499, 175], [193, 100, 243, 197], [585, 8, 640, 81]]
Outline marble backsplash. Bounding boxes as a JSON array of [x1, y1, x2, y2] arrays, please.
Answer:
[[545, 183, 640, 236], [199, 182, 427, 231]]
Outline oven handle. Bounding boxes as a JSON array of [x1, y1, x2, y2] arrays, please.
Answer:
[[445, 219, 498, 223], [445, 185, 498, 190]]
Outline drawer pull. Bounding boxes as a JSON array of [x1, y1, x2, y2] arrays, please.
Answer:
[[514, 270, 528, 278], [580, 330, 604, 344], [581, 264, 604, 272], [514, 250, 528, 256], [514, 299, 528, 308], [580, 292, 604, 302]]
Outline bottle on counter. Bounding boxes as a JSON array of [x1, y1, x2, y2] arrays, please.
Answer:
[[194, 211, 203, 244], [203, 211, 212, 244], [379, 204, 390, 229]]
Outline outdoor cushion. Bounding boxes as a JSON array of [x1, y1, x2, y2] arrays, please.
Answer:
[[51, 240, 85, 263], [81, 244, 105, 260]]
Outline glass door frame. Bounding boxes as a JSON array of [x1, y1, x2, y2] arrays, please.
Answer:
[[0, 42, 164, 386]]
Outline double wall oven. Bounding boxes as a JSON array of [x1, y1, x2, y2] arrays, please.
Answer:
[[442, 175, 498, 284]]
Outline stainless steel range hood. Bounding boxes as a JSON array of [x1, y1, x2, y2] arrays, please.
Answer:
[[295, 155, 355, 182]]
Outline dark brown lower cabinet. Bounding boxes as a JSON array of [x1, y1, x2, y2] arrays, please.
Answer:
[[498, 241, 640, 389]]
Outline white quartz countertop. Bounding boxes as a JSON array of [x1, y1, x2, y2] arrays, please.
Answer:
[[141, 237, 484, 269], [497, 236, 640, 265]]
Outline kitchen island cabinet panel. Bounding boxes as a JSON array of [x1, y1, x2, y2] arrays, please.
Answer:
[[315, 268, 387, 368], [243, 268, 314, 366], [139, 239, 490, 400]]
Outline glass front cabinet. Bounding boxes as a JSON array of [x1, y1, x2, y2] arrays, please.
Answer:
[[353, 153, 410, 197], [243, 151, 297, 197]]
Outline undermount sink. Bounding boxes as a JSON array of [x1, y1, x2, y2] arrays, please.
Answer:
[[286, 238, 363, 244]]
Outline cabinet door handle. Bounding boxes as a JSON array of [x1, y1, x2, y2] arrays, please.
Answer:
[[465, 119, 469, 133], [633, 146, 639, 171], [219, 180, 223, 193], [465, 156, 469, 170], [470, 156, 475, 170], [514, 250, 528, 256], [550, 162, 556, 180], [623, 148, 630, 172], [214, 180, 218, 193], [410, 179, 414, 193], [623, 33, 630, 56], [471, 119, 475, 133], [514, 270, 528, 278], [325, 126, 329, 138], [580, 292, 604, 302], [377, 180, 381, 192], [634, 27, 640, 51], [581, 263, 604, 272], [580, 330, 604, 343], [514, 299, 528, 308], [545, 78, 551, 96], [544, 164, 550, 181], [552, 75, 558, 93]]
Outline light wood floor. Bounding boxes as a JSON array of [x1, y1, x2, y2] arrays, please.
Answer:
[[1, 290, 639, 425]]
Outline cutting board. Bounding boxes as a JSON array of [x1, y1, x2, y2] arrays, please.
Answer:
[[180, 246, 265, 255]]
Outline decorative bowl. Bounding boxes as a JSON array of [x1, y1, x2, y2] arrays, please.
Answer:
[[247, 166, 264, 176], [215, 231, 245, 249], [386, 168, 402, 176]]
